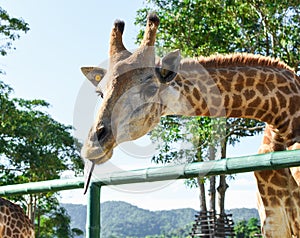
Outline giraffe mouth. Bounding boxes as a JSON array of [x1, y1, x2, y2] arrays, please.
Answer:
[[81, 146, 114, 164]]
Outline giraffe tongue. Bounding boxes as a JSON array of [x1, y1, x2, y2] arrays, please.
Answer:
[[83, 161, 96, 195]]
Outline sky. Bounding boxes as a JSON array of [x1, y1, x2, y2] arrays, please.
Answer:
[[0, 0, 263, 211]]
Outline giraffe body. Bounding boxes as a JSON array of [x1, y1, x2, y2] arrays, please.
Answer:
[[81, 14, 300, 237], [0, 198, 34, 238]]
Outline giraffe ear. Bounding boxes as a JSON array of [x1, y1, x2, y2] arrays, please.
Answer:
[[155, 50, 181, 83], [81, 67, 107, 87]]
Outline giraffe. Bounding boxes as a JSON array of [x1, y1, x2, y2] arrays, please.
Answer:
[[81, 13, 300, 237], [0, 197, 35, 238]]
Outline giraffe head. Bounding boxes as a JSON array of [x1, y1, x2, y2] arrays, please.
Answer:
[[81, 14, 182, 164]]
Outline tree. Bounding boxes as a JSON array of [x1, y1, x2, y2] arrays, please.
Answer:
[[135, 0, 299, 230], [39, 206, 84, 238], [0, 7, 29, 58], [0, 7, 83, 237], [234, 218, 261, 238], [0, 82, 83, 236], [0, 80, 83, 236]]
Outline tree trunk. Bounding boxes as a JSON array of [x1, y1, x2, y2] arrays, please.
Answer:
[[208, 146, 216, 212], [217, 138, 229, 215], [216, 138, 229, 237], [217, 175, 228, 215], [27, 194, 35, 225], [197, 177, 211, 238], [198, 177, 207, 212]]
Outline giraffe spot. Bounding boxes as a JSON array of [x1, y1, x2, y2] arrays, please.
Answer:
[[187, 96, 196, 108], [232, 94, 242, 108], [185, 80, 193, 86], [273, 116, 282, 127], [255, 110, 265, 119], [276, 74, 288, 84], [208, 107, 219, 116], [220, 79, 231, 92], [283, 70, 294, 79], [224, 94, 230, 107], [193, 88, 200, 101], [276, 190, 283, 197], [256, 83, 268, 96], [184, 85, 190, 94], [246, 69, 257, 77], [245, 108, 255, 116], [292, 116, 300, 128], [6, 227, 11, 237], [289, 96, 300, 115], [267, 187, 275, 194], [278, 85, 291, 95], [224, 71, 236, 79], [267, 73, 275, 81], [211, 96, 222, 107], [290, 83, 299, 93], [234, 83, 243, 92], [260, 72, 268, 81], [277, 120, 289, 133], [195, 108, 201, 115], [293, 191, 300, 198], [270, 172, 287, 187], [258, 170, 274, 182], [270, 98, 278, 114], [261, 113, 274, 122], [16, 220, 22, 229], [262, 100, 270, 111], [257, 184, 266, 196], [201, 100, 207, 110], [269, 196, 280, 206], [285, 197, 293, 207], [245, 77, 255, 87], [230, 109, 242, 117], [266, 82, 275, 91], [176, 80, 183, 87], [244, 89, 256, 100], [248, 97, 261, 108]]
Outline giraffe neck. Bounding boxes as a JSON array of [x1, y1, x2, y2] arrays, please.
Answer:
[[161, 54, 300, 142]]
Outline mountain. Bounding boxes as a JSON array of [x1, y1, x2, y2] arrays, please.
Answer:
[[227, 208, 260, 223], [62, 201, 259, 237]]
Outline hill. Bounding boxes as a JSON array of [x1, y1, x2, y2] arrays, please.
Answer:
[[63, 201, 259, 237]]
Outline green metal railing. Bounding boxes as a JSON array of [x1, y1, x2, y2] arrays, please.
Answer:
[[1, 150, 300, 237]]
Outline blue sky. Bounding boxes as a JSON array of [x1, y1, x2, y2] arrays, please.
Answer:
[[1, 0, 262, 210]]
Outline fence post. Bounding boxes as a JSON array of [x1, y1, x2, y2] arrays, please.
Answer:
[[86, 183, 101, 238]]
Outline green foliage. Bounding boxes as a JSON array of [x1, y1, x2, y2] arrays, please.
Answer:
[[0, 79, 83, 236], [0, 81, 83, 185], [234, 218, 261, 238], [39, 206, 83, 238], [0, 6, 83, 237], [136, 0, 299, 72], [0, 7, 29, 57]]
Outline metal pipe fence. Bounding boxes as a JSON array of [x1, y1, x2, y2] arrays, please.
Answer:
[[1, 150, 300, 237]]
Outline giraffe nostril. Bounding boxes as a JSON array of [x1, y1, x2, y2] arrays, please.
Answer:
[[96, 125, 106, 142]]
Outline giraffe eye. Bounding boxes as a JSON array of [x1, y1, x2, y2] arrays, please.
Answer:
[[95, 74, 102, 82]]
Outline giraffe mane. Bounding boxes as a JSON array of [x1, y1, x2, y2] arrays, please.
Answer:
[[196, 53, 294, 72]]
